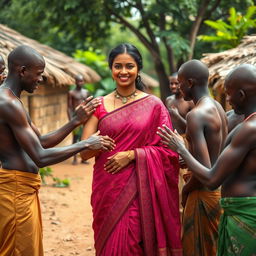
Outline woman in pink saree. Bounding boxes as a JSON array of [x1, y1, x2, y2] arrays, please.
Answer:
[[81, 43, 182, 256]]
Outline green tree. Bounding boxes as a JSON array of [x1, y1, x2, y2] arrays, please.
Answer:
[[0, 0, 253, 99], [73, 49, 116, 96], [199, 6, 256, 51]]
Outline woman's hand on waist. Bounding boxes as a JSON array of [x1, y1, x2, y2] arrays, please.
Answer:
[[104, 150, 135, 174]]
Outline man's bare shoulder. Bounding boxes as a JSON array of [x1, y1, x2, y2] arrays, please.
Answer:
[[0, 89, 20, 105], [229, 116, 256, 143], [0, 91, 25, 119], [243, 116, 256, 139], [186, 107, 203, 125], [186, 105, 202, 117], [194, 98, 223, 119], [165, 95, 176, 106], [68, 89, 75, 96], [81, 88, 89, 93], [166, 95, 175, 101]]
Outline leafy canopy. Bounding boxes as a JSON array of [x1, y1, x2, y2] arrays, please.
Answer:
[[198, 6, 256, 51]]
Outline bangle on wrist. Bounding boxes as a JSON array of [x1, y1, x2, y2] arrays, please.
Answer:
[[127, 150, 133, 162]]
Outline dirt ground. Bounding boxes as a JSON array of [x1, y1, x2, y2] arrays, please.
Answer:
[[40, 157, 95, 256]]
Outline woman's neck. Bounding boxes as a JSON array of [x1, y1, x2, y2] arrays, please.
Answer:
[[115, 85, 136, 96]]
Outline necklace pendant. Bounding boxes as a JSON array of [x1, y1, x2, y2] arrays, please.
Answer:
[[122, 97, 127, 104]]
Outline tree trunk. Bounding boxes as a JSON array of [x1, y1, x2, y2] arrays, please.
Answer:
[[188, 0, 211, 59], [164, 40, 176, 74], [188, 0, 221, 59], [153, 57, 170, 102]]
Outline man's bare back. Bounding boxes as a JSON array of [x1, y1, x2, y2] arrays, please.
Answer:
[[163, 60, 227, 256], [159, 64, 256, 198], [186, 96, 227, 167], [158, 63, 256, 255]]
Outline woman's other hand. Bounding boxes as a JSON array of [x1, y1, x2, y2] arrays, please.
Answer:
[[104, 150, 134, 174]]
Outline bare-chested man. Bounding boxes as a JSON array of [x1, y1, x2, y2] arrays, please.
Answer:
[[165, 74, 194, 216], [0, 54, 6, 84], [68, 74, 90, 165], [158, 63, 256, 256], [159, 60, 227, 256], [0, 45, 115, 256], [165, 74, 194, 134]]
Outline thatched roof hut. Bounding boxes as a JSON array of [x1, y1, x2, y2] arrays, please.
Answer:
[[202, 34, 256, 109], [0, 24, 100, 85]]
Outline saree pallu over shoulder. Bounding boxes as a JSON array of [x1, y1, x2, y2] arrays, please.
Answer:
[[0, 168, 43, 256], [92, 95, 182, 256], [218, 197, 256, 256]]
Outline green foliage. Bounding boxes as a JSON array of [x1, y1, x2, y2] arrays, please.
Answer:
[[73, 49, 115, 96], [0, 0, 111, 54], [94, 77, 116, 96], [158, 31, 191, 60], [1, 0, 254, 98], [52, 177, 70, 188], [198, 6, 256, 51], [39, 167, 53, 185], [39, 167, 70, 187], [73, 49, 109, 78]]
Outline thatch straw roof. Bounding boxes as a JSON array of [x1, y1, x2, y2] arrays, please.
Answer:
[[202, 35, 256, 90], [140, 72, 159, 88], [0, 24, 101, 86]]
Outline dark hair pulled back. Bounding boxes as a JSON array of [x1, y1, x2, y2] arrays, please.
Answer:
[[108, 43, 145, 91]]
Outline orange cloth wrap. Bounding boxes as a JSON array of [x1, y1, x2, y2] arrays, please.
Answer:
[[182, 188, 222, 256], [0, 169, 43, 256]]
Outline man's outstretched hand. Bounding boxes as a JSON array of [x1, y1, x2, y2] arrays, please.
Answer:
[[85, 131, 116, 151], [157, 124, 185, 154], [74, 96, 101, 124]]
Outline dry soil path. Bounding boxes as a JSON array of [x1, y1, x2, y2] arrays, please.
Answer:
[[40, 158, 95, 256]]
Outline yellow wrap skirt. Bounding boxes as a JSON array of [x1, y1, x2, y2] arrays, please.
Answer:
[[0, 168, 43, 256]]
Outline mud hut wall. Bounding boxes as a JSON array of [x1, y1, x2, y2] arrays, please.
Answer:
[[21, 85, 72, 146]]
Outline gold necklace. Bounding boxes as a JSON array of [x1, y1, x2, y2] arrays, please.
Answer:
[[114, 89, 137, 104]]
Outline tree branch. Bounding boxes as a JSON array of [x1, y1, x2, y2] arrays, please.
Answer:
[[136, 0, 159, 49], [156, 0, 176, 73], [189, 0, 222, 59], [107, 6, 161, 60], [188, 0, 211, 59]]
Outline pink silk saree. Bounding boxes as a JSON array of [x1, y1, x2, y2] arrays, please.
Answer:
[[92, 95, 182, 256]]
